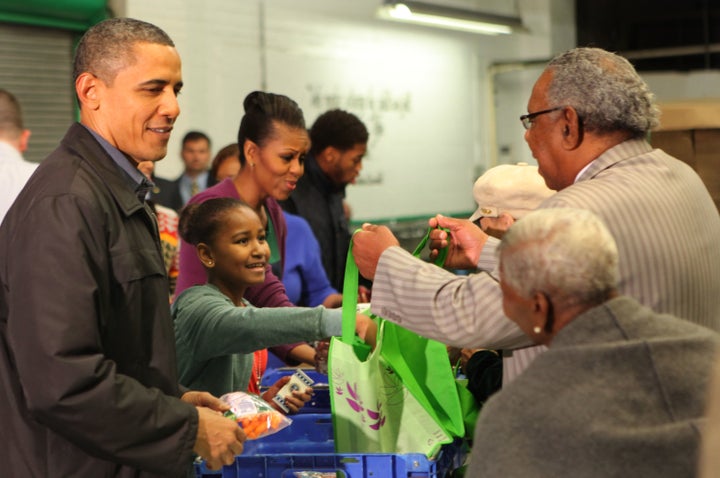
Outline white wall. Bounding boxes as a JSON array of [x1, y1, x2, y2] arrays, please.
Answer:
[[120, 0, 572, 220], [643, 70, 720, 103]]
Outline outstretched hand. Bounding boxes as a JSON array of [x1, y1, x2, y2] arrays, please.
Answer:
[[262, 376, 312, 414], [352, 224, 400, 280], [427, 214, 488, 269]]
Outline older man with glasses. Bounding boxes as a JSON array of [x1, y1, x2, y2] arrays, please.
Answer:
[[350, 47, 720, 388], [519, 105, 565, 130]]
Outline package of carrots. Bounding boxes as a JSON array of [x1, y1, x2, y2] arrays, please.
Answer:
[[220, 391, 292, 440]]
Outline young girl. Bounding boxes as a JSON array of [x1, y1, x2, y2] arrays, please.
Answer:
[[175, 90, 317, 367], [173, 197, 375, 413]]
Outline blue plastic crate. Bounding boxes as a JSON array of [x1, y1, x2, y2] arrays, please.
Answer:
[[260, 368, 328, 388], [194, 414, 466, 478], [195, 450, 463, 478], [242, 414, 334, 455], [260, 368, 330, 414]]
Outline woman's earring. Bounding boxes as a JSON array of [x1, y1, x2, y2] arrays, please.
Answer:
[[206, 260, 214, 267], [533, 326, 542, 334]]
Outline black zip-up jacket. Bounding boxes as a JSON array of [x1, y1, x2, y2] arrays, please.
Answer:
[[0, 123, 197, 477]]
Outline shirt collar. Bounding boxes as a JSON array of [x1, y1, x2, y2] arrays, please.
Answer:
[[83, 125, 155, 200], [574, 161, 593, 183], [0, 141, 25, 162], [574, 138, 652, 184]]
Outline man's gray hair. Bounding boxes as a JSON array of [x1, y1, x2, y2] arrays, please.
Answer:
[[498, 208, 619, 308], [547, 47, 660, 138], [73, 17, 174, 84]]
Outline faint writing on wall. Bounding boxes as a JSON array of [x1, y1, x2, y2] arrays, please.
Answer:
[[306, 85, 412, 116], [305, 84, 413, 144], [355, 172, 383, 185]]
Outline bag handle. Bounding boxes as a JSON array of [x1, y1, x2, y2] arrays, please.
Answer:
[[341, 230, 362, 344], [411, 229, 450, 265], [341, 227, 448, 344]]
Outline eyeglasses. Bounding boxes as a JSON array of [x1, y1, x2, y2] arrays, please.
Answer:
[[519, 106, 564, 130]]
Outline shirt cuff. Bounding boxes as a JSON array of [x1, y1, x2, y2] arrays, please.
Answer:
[[477, 236, 500, 272], [321, 308, 343, 337]]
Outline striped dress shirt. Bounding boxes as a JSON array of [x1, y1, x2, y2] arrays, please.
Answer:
[[371, 139, 720, 383]]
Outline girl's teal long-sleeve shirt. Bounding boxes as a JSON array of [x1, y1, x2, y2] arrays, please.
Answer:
[[172, 284, 342, 397]]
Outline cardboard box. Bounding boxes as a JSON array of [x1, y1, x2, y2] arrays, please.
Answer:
[[651, 100, 720, 211], [654, 100, 720, 131]]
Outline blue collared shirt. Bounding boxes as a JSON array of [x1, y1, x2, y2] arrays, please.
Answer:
[[83, 125, 155, 201]]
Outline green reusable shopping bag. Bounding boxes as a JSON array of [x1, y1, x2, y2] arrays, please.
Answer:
[[329, 228, 466, 458], [455, 371, 480, 440]]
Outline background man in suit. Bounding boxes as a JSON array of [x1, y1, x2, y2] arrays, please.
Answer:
[[351, 46, 720, 385], [153, 130, 212, 210]]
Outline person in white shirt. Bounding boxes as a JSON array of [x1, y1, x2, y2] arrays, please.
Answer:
[[0, 89, 36, 223]]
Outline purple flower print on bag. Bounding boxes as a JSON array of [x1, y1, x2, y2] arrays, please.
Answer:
[[337, 381, 386, 430]]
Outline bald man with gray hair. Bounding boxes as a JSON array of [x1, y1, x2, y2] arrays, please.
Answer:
[[352, 47, 720, 387]]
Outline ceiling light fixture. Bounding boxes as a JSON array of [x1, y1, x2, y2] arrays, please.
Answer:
[[377, 0, 526, 36]]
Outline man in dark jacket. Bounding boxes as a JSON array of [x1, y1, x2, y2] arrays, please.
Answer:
[[0, 18, 244, 477]]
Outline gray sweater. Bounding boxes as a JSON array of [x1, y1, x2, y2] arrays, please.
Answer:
[[470, 296, 719, 477], [173, 284, 342, 397]]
